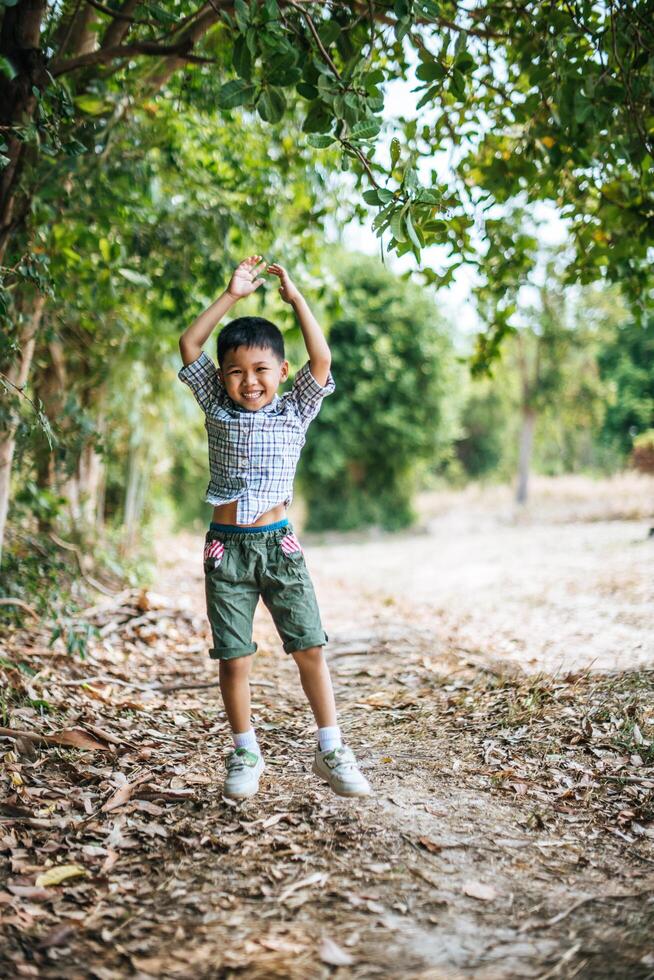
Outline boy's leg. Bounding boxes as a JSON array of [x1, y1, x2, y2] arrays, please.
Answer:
[[204, 531, 263, 797], [292, 643, 370, 797], [260, 527, 371, 797], [219, 654, 255, 734], [291, 645, 337, 728]]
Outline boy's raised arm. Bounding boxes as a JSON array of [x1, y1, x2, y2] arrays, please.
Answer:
[[179, 255, 266, 366], [266, 263, 331, 386]]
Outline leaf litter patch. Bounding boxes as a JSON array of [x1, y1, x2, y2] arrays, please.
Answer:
[[1, 583, 653, 978]]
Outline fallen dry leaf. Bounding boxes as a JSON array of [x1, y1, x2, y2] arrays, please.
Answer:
[[319, 936, 354, 967], [463, 881, 498, 902], [35, 864, 87, 887]]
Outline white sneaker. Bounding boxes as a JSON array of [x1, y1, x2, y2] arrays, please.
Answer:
[[223, 748, 264, 799], [313, 745, 372, 798]]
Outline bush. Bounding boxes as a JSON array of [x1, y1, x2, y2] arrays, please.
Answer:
[[297, 253, 453, 531], [455, 386, 507, 479], [598, 317, 654, 456]]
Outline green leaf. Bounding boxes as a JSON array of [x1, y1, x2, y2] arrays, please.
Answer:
[[302, 101, 332, 133], [364, 69, 385, 92], [318, 20, 340, 46], [395, 17, 411, 42], [390, 137, 401, 169], [74, 96, 109, 115], [405, 208, 422, 251], [416, 60, 446, 82], [234, 0, 249, 31], [350, 119, 381, 140], [454, 52, 476, 74], [142, 3, 177, 23], [416, 85, 438, 111], [378, 188, 395, 204], [363, 189, 381, 205], [217, 79, 256, 109], [297, 82, 318, 100], [232, 35, 252, 80], [390, 207, 407, 242], [307, 133, 335, 148], [415, 188, 441, 204], [0, 55, 16, 79], [256, 87, 286, 123], [417, 0, 441, 18], [449, 68, 466, 100]]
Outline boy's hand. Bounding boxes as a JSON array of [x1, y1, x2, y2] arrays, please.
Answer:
[[226, 255, 267, 299], [267, 263, 301, 305]]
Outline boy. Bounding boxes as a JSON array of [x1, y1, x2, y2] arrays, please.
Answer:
[[178, 255, 371, 801]]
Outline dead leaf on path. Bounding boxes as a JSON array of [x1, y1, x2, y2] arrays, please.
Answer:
[[48, 727, 114, 752], [37, 922, 80, 948], [181, 772, 213, 785], [100, 848, 118, 874], [0, 725, 111, 752], [319, 937, 354, 967], [279, 871, 327, 902], [35, 864, 87, 887], [131, 955, 176, 975], [257, 812, 290, 829], [7, 884, 52, 900], [463, 881, 498, 902], [102, 773, 151, 811]]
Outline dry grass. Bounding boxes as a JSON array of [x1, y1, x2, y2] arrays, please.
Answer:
[[416, 472, 654, 526]]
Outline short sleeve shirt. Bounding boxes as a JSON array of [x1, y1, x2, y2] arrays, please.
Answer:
[[178, 350, 335, 523]]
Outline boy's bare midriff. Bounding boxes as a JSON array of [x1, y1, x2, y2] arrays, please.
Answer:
[[212, 501, 287, 527]]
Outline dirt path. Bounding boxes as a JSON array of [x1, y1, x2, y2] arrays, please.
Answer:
[[2, 480, 653, 979]]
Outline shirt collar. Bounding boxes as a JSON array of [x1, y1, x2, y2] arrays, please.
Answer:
[[224, 393, 281, 416]]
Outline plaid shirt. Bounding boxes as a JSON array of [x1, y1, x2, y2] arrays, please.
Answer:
[[178, 350, 335, 523]]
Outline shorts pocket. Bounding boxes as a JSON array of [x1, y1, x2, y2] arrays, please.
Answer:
[[279, 531, 303, 559], [203, 537, 226, 574]]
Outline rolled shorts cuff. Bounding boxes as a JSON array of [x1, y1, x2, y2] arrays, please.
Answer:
[[283, 631, 329, 655], [209, 642, 258, 661]]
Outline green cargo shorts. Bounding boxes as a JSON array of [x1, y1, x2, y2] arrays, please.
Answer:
[[202, 519, 329, 661]]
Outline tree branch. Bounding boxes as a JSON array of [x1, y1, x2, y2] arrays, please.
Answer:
[[85, 0, 162, 31], [101, 0, 140, 48], [51, 39, 212, 75], [286, 0, 341, 80]]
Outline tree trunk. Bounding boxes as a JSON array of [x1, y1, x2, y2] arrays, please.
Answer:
[[0, 291, 46, 564], [33, 338, 67, 530], [122, 426, 142, 553], [75, 413, 106, 531], [516, 407, 536, 505], [0, 0, 48, 262]]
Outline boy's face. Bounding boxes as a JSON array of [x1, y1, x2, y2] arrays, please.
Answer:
[[218, 345, 289, 411]]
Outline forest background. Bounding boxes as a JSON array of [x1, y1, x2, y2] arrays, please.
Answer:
[[0, 0, 652, 640]]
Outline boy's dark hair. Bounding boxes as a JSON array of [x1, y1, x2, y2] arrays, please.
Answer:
[[217, 316, 285, 366]]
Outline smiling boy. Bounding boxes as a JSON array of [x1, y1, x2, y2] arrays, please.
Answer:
[[178, 255, 371, 800]]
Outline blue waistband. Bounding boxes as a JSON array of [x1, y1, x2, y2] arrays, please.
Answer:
[[209, 518, 290, 534]]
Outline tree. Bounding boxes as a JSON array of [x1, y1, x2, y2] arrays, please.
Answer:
[[11, 96, 335, 541], [398, 1, 654, 366], [0, 0, 439, 561], [297, 249, 454, 531], [598, 318, 654, 457], [2, 1, 653, 559]]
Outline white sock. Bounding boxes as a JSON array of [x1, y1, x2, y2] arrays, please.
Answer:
[[317, 725, 342, 753], [233, 728, 259, 754]]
